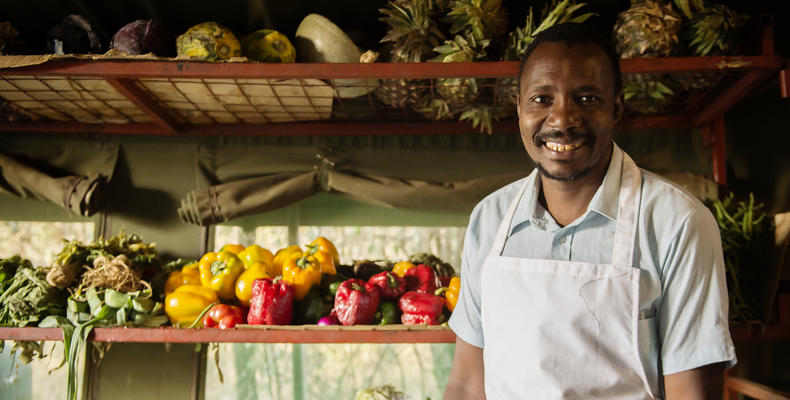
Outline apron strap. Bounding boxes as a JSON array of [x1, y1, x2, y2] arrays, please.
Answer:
[[611, 152, 642, 267], [489, 171, 535, 256]]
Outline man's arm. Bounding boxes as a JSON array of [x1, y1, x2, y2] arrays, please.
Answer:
[[443, 336, 485, 400], [664, 362, 725, 400]]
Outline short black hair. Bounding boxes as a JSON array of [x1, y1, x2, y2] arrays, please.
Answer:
[[517, 23, 622, 96]]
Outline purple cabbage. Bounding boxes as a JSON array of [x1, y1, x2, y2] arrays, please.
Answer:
[[110, 19, 174, 56]]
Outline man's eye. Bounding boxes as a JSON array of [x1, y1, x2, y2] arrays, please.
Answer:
[[531, 95, 550, 104], [579, 95, 600, 104]]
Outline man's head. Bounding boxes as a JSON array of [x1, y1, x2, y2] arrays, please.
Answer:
[[517, 23, 624, 183]]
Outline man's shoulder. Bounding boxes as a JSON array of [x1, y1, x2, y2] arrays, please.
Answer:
[[639, 169, 714, 226]]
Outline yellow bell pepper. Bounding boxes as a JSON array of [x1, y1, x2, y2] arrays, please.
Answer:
[[199, 250, 245, 300], [235, 261, 271, 306], [310, 236, 340, 265], [392, 261, 416, 278], [445, 276, 461, 312], [237, 244, 274, 269], [282, 253, 322, 300], [164, 285, 218, 327], [272, 245, 302, 277], [219, 243, 245, 254], [164, 262, 201, 295], [305, 244, 336, 275]]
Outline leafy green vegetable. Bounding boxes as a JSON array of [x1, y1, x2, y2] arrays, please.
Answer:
[[0, 261, 65, 327], [706, 193, 774, 324]]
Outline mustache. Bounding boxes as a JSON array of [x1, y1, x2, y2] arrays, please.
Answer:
[[534, 129, 593, 144]]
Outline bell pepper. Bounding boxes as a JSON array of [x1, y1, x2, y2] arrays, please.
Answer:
[[247, 278, 293, 325], [237, 244, 274, 269], [282, 253, 322, 300], [445, 276, 461, 312], [310, 236, 340, 265], [368, 271, 406, 300], [164, 285, 218, 327], [333, 278, 380, 326], [202, 304, 245, 329], [219, 243, 245, 254], [304, 244, 336, 275], [373, 300, 400, 325], [199, 250, 246, 300], [392, 261, 416, 278], [398, 291, 445, 325], [272, 245, 302, 277], [164, 262, 201, 295], [235, 261, 271, 306], [404, 264, 437, 294]]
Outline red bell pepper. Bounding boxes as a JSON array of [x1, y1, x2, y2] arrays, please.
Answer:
[[202, 304, 245, 329], [398, 291, 445, 325], [247, 278, 293, 325], [333, 278, 380, 326], [404, 264, 437, 294], [368, 271, 406, 300]]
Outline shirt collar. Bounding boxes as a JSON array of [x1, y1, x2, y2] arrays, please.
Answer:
[[510, 142, 624, 235]]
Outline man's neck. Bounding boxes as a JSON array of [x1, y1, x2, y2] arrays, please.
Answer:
[[538, 154, 612, 228]]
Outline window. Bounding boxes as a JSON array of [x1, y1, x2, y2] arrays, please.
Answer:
[[0, 220, 95, 400]]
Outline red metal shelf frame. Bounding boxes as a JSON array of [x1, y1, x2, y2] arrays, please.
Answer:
[[0, 326, 457, 344]]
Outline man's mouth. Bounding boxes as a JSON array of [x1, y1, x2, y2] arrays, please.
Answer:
[[544, 141, 584, 152]]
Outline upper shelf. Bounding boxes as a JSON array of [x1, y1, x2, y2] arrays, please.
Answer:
[[0, 54, 784, 136]]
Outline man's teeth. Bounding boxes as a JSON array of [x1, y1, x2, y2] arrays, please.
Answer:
[[545, 141, 583, 152]]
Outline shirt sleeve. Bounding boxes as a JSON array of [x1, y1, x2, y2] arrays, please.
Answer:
[[658, 205, 737, 374], [448, 205, 488, 348]]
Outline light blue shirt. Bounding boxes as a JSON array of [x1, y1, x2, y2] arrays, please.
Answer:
[[449, 143, 736, 392]]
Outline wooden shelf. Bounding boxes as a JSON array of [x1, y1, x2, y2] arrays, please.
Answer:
[[0, 325, 457, 344]]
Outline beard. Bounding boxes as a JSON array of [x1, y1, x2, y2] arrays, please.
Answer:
[[535, 161, 598, 182]]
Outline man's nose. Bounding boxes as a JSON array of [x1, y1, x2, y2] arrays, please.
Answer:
[[545, 98, 581, 131]]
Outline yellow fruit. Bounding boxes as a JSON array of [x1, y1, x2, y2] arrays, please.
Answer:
[[219, 243, 245, 254], [241, 29, 296, 63], [237, 244, 274, 268], [176, 22, 241, 61]]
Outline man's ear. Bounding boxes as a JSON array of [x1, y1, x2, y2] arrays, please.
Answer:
[[516, 95, 521, 115], [613, 91, 625, 122]]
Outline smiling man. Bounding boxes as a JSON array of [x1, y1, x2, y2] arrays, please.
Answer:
[[443, 23, 736, 399]]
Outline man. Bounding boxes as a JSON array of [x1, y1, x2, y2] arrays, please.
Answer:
[[444, 23, 736, 399]]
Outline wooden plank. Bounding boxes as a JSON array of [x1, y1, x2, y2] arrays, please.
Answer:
[[0, 122, 165, 134], [725, 377, 790, 400], [0, 56, 782, 79], [694, 70, 769, 126], [104, 77, 181, 135], [0, 326, 457, 343], [710, 115, 727, 187]]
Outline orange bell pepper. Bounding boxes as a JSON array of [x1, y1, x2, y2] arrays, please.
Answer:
[[304, 244, 336, 275], [281, 253, 322, 300], [272, 245, 302, 277], [445, 276, 461, 312], [309, 236, 340, 265], [392, 261, 416, 278]]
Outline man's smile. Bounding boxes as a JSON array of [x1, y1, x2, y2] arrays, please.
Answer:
[[543, 140, 584, 152]]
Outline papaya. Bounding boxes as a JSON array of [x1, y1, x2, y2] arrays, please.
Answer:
[[176, 22, 241, 61], [241, 29, 296, 63]]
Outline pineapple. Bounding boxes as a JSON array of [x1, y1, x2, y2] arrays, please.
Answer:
[[428, 33, 490, 117], [672, 0, 749, 93], [613, 0, 682, 114], [443, 0, 508, 42], [375, 0, 447, 109]]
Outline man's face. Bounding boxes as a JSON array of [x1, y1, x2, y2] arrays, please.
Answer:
[[517, 42, 622, 182]]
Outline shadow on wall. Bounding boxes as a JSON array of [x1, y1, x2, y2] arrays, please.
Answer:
[[103, 149, 176, 225], [727, 80, 790, 214]]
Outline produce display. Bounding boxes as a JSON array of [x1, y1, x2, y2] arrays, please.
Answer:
[[176, 21, 242, 61], [0, 231, 460, 399]]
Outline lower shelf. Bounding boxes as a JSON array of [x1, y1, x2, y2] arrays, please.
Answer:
[[0, 325, 457, 344]]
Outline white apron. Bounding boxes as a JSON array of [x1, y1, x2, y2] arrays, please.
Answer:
[[480, 153, 655, 399]]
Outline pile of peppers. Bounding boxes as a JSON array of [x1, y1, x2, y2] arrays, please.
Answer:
[[161, 237, 462, 328]]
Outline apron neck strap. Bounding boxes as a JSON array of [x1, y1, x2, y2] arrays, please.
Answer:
[[610, 152, 642, 267]]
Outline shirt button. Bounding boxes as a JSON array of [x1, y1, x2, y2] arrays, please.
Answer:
[[557, 236, 566, 244]]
